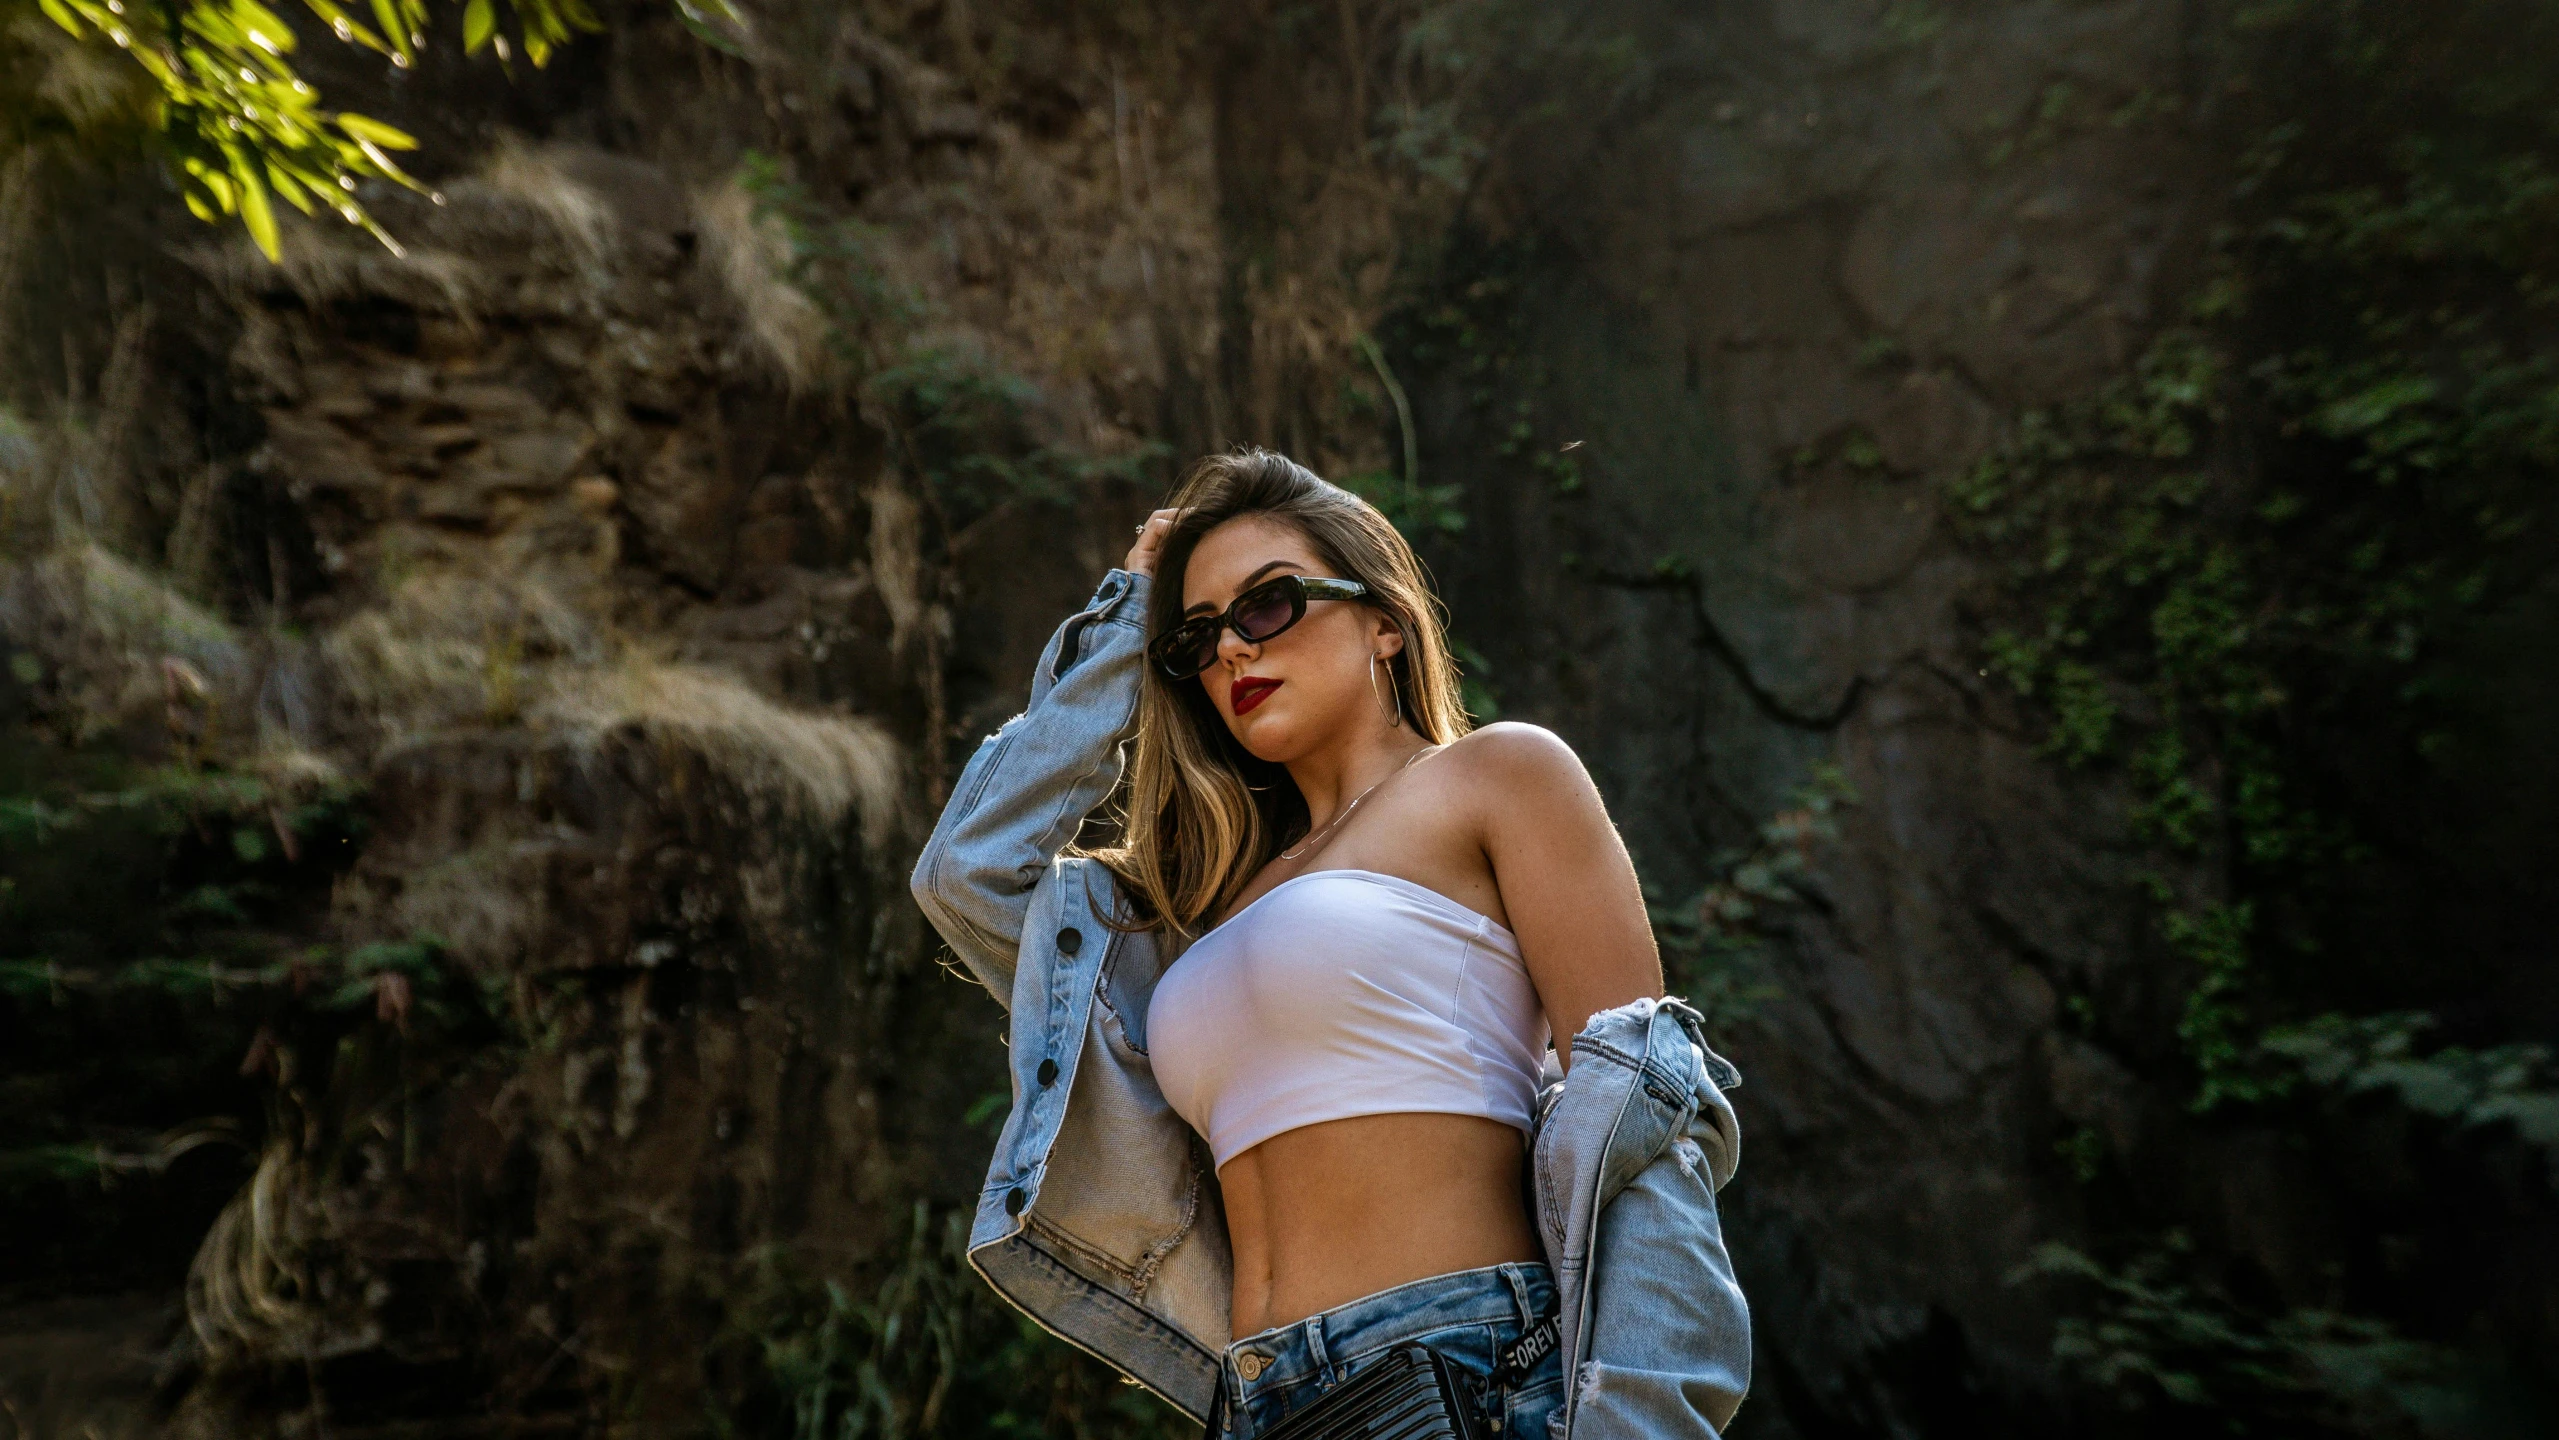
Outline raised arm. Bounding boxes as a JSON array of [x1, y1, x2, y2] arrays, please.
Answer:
[[908, 568, 1148, 999], [908, 513, 1178, 1001]]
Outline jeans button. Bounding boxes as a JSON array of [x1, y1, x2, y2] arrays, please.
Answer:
[[1004, 1186, 1028, 1216], [1036, 1057, 1059, 1086], [1055, 926, 1083, 956]]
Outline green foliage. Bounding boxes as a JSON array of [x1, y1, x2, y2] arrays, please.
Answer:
[[737, 152, 1165, 533], [738, 150, 920, 372], [1947, 0, 2559, 1109], [1880, 2, 1945, 50], [2156, 896, 2269, 1112], [1339, 332, 1465, 535], [13, 0, 732, 259], [1448, 636, 1500, 722], [1947, 4, 2559, 1425], [870, 349, 1162, 532], [1337, 466, 1467, 537], [2260, 1013, 2559, 1168], [1651, 764, 1857, 1030], [0, 710, 503, 1285], [2018, 1233, 2491, 1436], [1362, 226, 1601, 550], [716, 1205, 1191, 1440], [28, 0, 427, 256]]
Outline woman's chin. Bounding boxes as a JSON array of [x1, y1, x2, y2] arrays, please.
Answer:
[[1225, 708, 1301, 762]]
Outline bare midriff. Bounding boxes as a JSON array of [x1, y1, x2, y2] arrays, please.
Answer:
[[1216, 1111, 1542, 1339]]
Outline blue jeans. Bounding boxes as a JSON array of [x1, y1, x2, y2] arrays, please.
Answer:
[[1212, 1263, 1564, 1439]]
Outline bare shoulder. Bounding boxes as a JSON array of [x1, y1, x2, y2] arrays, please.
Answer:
[[1436, 722, 1599, 802]]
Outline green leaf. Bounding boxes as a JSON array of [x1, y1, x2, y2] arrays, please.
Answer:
[[230, 0, 299, 54], [2314, 376, 2438, 438], [367, 0, 409, 59], [230, 152, 281, 260], [462, 0, 495, 53], [35, 0, 81, 37], [266, 161, 316, 215], [301, 0, 389, 53], [335, 112, 419, 150]]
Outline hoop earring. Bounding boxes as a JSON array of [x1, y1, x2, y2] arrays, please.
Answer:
[[1369, 652, 1405, 728]]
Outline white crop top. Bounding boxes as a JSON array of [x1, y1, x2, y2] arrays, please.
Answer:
[[1145, 869, 1551, 1167]]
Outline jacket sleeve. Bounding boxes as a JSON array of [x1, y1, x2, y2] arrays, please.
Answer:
[[909, 569, 1151, 1003], [1538, 998, 1750, 1439]]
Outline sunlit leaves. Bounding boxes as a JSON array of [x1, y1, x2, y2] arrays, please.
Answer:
[[34, 0, 430, 257], [29, 0, 673, 261]]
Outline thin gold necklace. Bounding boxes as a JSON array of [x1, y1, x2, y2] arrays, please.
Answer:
[[1278, 746, 1431, 861]]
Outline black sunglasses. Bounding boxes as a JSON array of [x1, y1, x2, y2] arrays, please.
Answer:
[[1149, 574, 1370, 679]]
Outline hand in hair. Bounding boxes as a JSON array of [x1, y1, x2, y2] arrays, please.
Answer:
[[1124, 509, 1181, 577]]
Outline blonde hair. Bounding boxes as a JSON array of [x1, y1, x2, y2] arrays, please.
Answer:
[[1093, 449, 1472, 936]]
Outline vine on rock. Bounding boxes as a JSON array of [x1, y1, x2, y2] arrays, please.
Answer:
[[1952, 1, 2559, 1427], [1950, 0, 2559, 1111]]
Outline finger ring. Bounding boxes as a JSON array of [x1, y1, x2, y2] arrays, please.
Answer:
[[1134, 523, 1147, 534]]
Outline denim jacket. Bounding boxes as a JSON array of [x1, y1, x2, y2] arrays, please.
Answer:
[[909, 570, 1752, 1437]]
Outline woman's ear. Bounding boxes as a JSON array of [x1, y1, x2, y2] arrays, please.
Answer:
[[1369, 610, 1408, 660]]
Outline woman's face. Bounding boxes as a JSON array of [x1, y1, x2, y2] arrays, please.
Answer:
[[1179, 514, 1402, 762]]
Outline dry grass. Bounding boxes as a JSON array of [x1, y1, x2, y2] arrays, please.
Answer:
[[477, 137, 619, 285], [0, 303, 157, 560], [54, 543, 240, 667], [53, 306, 153, 548], [187, 221, 479, 325], [368, 836, 543, 971], [694, 177, 830, 392], [323, 571, 602, 738], [865, 480, 929, 655], [539, 658, 904, 849], [323, 578, 905, 851], [0, 542, 247, 739], [183, 1144, 339, 1366]]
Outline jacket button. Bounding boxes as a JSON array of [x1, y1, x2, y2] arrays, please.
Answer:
[[1004, 1186, 1028, 1216], [1036, 1058, 1059, 1087], [1055, 926, 1083, 956]]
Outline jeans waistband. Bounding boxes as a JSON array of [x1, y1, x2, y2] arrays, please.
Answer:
[[1218, 1262, 1557, 1416]]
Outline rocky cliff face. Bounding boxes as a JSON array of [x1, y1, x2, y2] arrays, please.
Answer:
[[1405, 7, 2214, 1431], [3, 2, 2551, 1437]]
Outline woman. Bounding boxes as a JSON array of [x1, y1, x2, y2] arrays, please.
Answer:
[[912, 449, 1748, 1439]]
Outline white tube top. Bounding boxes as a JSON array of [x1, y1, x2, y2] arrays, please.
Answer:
[[1145, 869, 1551, 1167]]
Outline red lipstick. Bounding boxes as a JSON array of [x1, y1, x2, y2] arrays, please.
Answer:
[[1231, 676, 1282, 716]]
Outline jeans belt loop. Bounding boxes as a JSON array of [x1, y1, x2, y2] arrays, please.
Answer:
[[1305, 1312, 1334, 1388], [1498, 1261, 1538, 1328]]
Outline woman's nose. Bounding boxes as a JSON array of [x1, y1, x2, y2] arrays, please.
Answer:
[[1215, 625, 1259, 667]]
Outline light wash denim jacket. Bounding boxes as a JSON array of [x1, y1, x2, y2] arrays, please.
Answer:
[[909, 570, 1752, 1437]]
